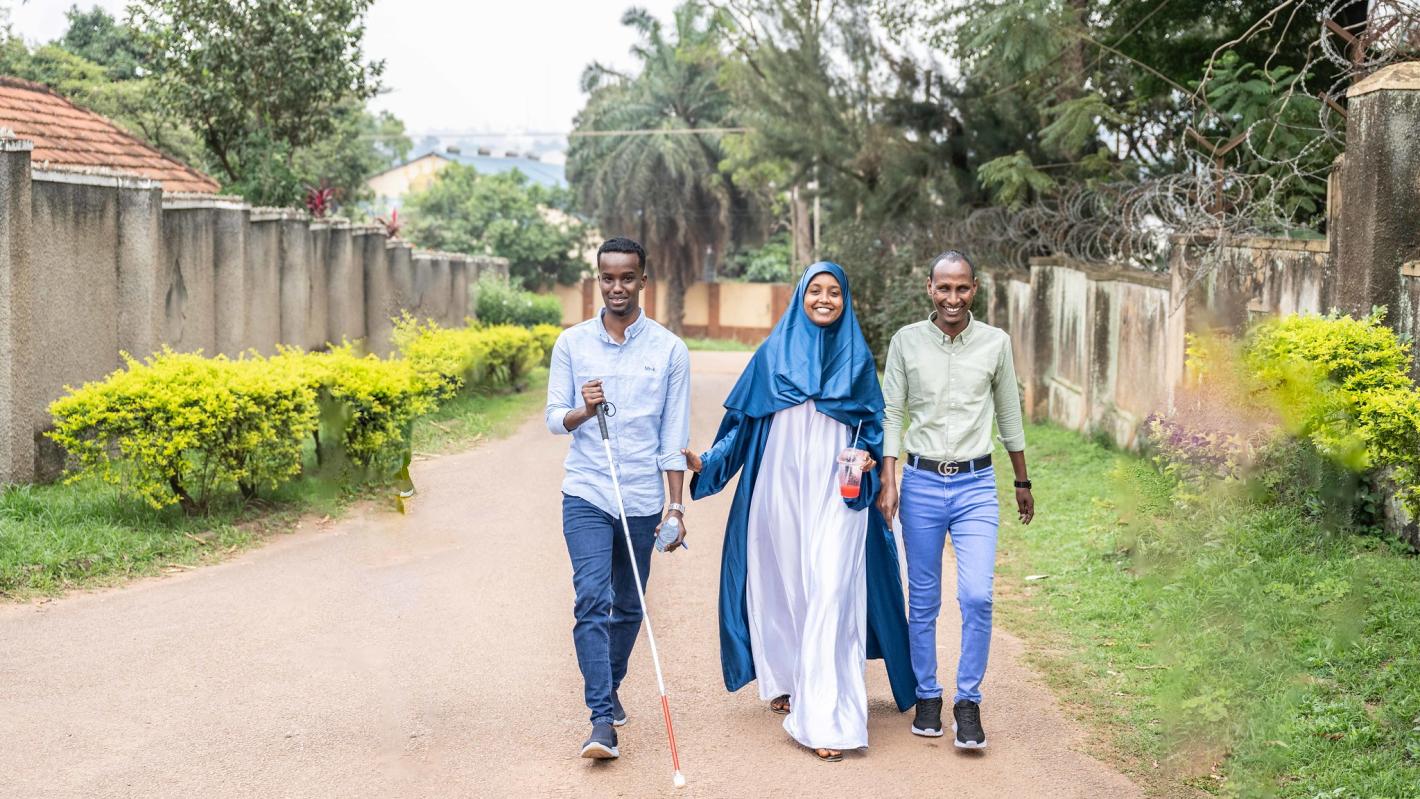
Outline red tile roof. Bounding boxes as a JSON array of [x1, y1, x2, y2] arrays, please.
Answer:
[[0, 76, 220, 193]]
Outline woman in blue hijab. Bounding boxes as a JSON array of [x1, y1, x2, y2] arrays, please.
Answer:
[[682, 262, 914, 762]]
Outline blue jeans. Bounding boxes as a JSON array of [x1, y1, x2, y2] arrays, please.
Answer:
[[899, 464, 1000, 704], [562, 494, 659, 725]]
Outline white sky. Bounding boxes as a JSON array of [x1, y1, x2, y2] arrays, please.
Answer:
[[8, 0, 682, 142]]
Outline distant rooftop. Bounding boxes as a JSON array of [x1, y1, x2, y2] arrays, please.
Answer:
[[0, 76, 220, 194], [405, 147, 567, 189]]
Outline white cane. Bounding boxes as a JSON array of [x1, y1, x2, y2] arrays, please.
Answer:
[[595, 401, 686, 788]]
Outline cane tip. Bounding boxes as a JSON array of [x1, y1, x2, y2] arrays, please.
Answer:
[[673, 771, 686, 788]]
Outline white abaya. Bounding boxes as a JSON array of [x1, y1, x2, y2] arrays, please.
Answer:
[[745, 399, 869, 750]]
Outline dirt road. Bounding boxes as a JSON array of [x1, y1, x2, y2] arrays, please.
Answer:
[[0, 351, 1142, 798]]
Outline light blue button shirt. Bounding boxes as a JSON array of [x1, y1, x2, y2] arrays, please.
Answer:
[[545, 309, 690, 517]]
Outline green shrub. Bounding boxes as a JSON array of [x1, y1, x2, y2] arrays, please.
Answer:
[[532, 323, 561, 365], [476, 324, 544, 389], [392, 316, 548, 396], [48, 320, 552, 513], [48, 350, 318, 511], [1243, 311, 1420, 517], [392, 315, 494, 399], [279, 345, 437, 474], [474, 276, 563, 327], [726, 233, 795, 283]]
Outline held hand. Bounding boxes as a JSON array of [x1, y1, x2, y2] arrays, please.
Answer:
[[680, 448, 703, 474], [861, 455, 876, 472], [1016, 488, 1035, 525], [657, 511, 688, 552], [876, 480, 899, 524], [580, 379, 604, 416]]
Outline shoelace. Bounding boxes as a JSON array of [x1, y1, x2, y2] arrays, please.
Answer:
[[957, 703, 981, 726]]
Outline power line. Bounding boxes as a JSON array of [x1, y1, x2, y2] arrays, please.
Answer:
[[568, 127, 752, 137], [362, 127, 754, 140]]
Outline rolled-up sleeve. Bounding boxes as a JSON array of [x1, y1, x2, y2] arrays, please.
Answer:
[[545, 334, 575, 435], [657, 341, 690, 471], [882, 335, 908, 458], [993, 336, 1027, 452]]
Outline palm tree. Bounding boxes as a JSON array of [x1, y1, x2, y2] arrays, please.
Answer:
[[567, 3, 751, 334]]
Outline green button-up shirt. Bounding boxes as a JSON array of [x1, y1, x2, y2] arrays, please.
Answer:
[[882, 313, 1026, 462]]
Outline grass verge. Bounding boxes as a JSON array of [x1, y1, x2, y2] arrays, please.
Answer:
[[0, 371, 549, 600], [411, 367, 549, 456], [993, 423, 1420, 798]]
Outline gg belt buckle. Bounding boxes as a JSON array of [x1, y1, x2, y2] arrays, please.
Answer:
[[938, 460, 959, 477]]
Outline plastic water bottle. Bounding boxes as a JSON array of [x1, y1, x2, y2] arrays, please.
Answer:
[[657, 516, 684, 552]]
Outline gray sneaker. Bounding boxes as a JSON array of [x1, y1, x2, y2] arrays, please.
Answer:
[[580, 722, 619, 759], [611, 691, 628, 727]]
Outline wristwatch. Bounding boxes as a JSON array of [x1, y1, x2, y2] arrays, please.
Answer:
[[1013, 480, 1033, 489], [667, 502, 687, 514]]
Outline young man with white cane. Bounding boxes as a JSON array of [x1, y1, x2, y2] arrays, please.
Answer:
[[877, 250, 1035, 750], [545, 237, 691, 762]]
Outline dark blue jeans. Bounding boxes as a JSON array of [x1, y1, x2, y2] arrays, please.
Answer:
[[562, 494, 658, 726]]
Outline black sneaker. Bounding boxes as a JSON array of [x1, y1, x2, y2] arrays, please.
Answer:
[[580, 722, 619, 759], [911, 697, 944, 737], [953, 700, 987, 749], [610, 691, 627, 727]]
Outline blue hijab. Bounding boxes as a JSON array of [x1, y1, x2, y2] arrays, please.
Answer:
[[723, 262, 882, 427]]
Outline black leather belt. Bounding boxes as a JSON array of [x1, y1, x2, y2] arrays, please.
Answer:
[[906, 453, 993, 476]]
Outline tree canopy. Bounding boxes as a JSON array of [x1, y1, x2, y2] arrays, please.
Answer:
[[567, 2, 760, 332], [403, 164, 588, 289], [130, 0, 387, 206]]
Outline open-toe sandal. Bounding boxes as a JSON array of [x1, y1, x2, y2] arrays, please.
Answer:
[[814, 748, 843, 762], [769, 695, 791, 715]]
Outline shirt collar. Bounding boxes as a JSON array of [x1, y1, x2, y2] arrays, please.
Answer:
[[596, 306, 647, 343], [927, 311, 975, 344]]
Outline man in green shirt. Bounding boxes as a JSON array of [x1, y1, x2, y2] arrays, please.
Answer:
[[877, 250, 1035, 750]]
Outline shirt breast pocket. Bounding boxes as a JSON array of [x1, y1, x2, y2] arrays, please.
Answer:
[[955, 360, 992, 400], [622, 370, 665, 414]]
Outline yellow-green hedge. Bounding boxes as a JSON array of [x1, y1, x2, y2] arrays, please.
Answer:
[[48, 351, 318, 511], [47, 321, 553, 512], [1244, 311, 1420, 516]]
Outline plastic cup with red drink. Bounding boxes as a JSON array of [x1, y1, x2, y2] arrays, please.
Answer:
[[837, 448, 868, 499]]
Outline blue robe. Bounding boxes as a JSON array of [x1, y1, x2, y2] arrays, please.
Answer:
[[690, 262, 916, 712]]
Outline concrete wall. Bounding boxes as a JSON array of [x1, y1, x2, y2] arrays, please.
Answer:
[[0, 146, 505, 483], [981, 260, 1171, 450]]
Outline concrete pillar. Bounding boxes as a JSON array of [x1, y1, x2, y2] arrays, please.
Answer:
[[373, 241, 413, 356], [429, 255, 453, 327], [1402, 261, 1420, 382], [1025, 263, 1055, 419], [158, 199, 217, 355], [0, 140, 34, 484], [708, 282, 722, 338], [212, 202, 248, 357], [278, 215, 311, 349], [307, 222, 330, 350], [411, 253, 436, 323], [116, 178, 164, 360], [327, 222, 364, 346], [1334, 63, 1420, 325], [245, 211, 284, 354], [357, 228, 391, 355], [449, 257, 469, 327]]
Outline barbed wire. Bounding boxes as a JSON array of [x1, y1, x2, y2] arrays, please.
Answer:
[[943, 0, 1419, 273]]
